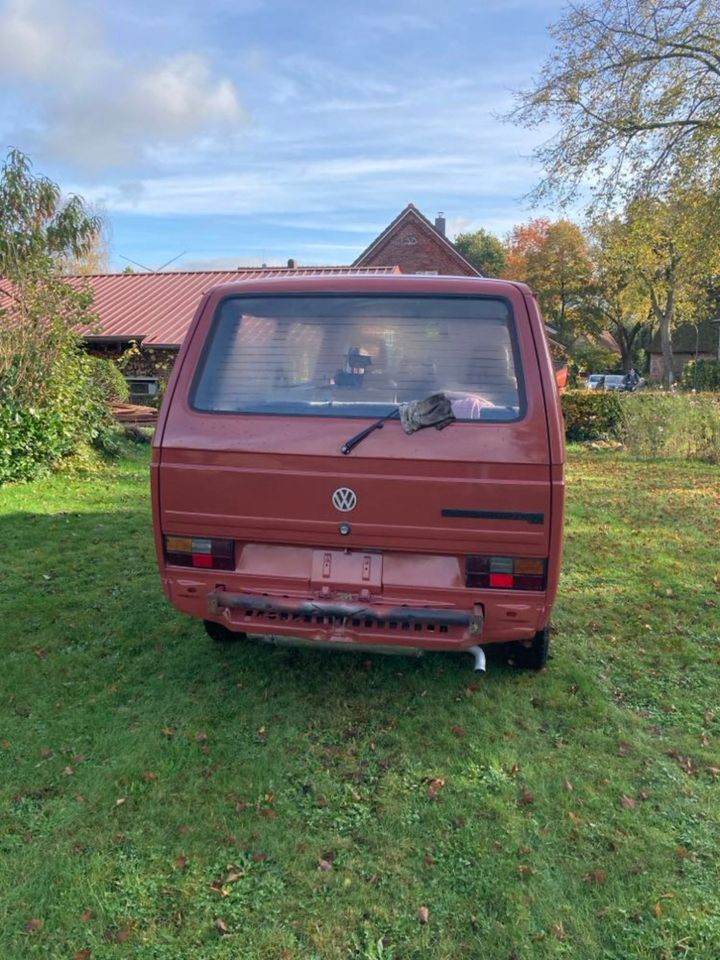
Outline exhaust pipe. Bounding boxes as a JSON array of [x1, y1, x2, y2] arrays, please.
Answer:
[[468, 645, 486, 673]]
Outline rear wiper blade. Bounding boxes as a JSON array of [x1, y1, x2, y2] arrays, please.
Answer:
[[341, 407, 400, 455]]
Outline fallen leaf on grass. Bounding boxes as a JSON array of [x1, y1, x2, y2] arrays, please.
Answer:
[[318, 859, 333, 872], [451, 725, 466, 737], [427, 778, 445, 800], [251, 852, 268, 863], [32, 647, 48, 660], [161, 726, 175, 738], [620, 794, 637, 809], [195, 731, 208, 742], [63, 766, 74, 776], [517, 789, 534, 807], [174, 855, 189, 870], [115, 798, 126, 807], [142, 771, 157, 782], [669, 752, 697, 775], [24, 918, 43, 932], [417, 906, 429, 924], [74, 950, 92, 960], [215, 919, 230, 935], [103, 929, 129, 943], [517, 865, 535, 879], [81, 910, 95, 922], [40, 748, 53, 759], [654, 902, 663, 918], [563, 780, 574, 792], [617, 741, 632, 756], [552, 922, 566, 941], [583, 869, 607, 885]]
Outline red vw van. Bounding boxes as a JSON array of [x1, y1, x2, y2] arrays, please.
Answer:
[[151, 275, 564, 670]]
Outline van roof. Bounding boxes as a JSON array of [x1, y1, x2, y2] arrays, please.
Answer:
[[202, 273, 534, 299]]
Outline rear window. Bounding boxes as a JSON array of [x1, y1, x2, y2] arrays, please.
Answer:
[[192, 295, 524, 421]]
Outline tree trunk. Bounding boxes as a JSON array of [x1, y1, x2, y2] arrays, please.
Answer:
[[649, 288, 675, 388]]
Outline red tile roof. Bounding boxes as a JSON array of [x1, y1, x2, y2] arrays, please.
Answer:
[[76, 266, 400, 348]]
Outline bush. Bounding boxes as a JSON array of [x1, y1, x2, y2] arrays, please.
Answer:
[[86, 356, 130, 403], [561, 390, 624, 441], [620, 393, 720, 463], [0, 278, 114, 483], [680, 358, 720, 392], [0, 347, 113, 483]]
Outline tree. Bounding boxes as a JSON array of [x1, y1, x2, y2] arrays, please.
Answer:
[[454, 228, 506, 276], [60, 206, 111, 275], [0, 148, 102, 280], [502, 218, 596, 344], [619, 187, 720, 386], [0, 149, 110, 482], [587, 216, 653, 372], [506, 0, 720, 206]]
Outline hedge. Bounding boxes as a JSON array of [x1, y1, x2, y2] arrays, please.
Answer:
[[560, 389, 720, 462], [560, 390, 623, 441], [680, 358, 720, 392]]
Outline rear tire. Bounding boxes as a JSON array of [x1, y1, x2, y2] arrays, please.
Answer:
[[203, 620, 246, 643], [509, 627, 550, 670]]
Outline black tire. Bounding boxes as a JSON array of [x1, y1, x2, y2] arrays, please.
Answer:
[[509, 627, 550, 670], [203, 620, 246, 643]]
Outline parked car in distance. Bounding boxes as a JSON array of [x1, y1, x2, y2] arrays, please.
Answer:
[[586, 374, 606, 390], [151, 274, 565, 671], [603, 374, 627, 391]]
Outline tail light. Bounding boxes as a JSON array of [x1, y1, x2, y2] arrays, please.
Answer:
[[164, 535, 235, 570], [466, 556, 546, 590]]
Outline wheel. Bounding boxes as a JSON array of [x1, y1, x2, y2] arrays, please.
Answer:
[[203, 619, 246, 642], [509, 627, 550, 670]]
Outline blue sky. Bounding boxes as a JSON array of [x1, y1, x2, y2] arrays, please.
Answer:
[[0, 0, 570, 270]]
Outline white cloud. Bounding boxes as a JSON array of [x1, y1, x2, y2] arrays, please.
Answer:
[[0, 0, 246, 170]]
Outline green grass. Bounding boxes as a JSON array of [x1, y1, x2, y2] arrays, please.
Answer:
[[1, 443, 719, 959]]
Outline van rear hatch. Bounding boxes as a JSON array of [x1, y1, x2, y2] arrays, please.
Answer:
[[155, 278, 554, 602]]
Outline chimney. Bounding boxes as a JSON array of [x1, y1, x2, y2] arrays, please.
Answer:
[[434, 212, 446, 236], [287, 258, 298, 268]]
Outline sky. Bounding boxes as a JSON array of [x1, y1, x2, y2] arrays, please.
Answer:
[[0, 0, 570, 271]]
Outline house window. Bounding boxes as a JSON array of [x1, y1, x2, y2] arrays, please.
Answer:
[[125, 377, 160, 402]]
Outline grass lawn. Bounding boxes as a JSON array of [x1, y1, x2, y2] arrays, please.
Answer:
[[1, 443, 719, 959]]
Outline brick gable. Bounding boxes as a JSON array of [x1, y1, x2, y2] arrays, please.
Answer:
[[353, 204, 479, 277]]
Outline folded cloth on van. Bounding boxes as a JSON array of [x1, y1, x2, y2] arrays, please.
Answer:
[[400, 393, 455, 434]]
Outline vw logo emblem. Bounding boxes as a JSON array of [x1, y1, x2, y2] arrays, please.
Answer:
[[332, 487, 357, 512]]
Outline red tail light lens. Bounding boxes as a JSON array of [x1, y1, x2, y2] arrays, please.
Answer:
[[466, 556, 546, 590], [164, 536, 235, 570]]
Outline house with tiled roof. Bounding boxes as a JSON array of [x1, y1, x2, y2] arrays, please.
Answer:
[[353, 204, 480, 277]]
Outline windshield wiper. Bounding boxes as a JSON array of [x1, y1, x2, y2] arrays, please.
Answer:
[[340, 407, 400, 455]]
